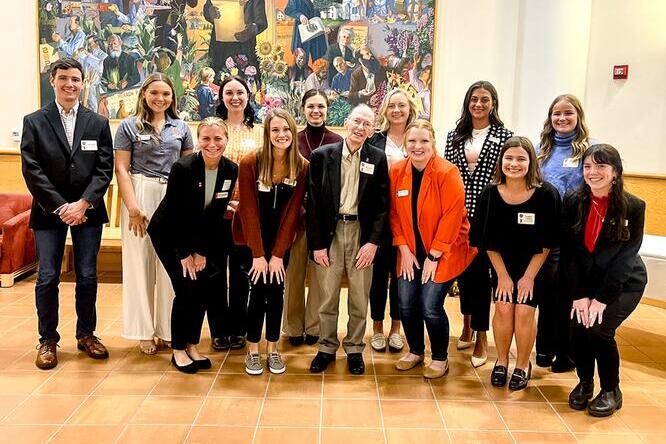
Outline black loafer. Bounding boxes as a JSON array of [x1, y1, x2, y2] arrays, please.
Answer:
[[491, 362, 508, 387], [212, 337, 230, 351], [568, 380, 594, 410], [305, 334, 319, 345], [588, 386, 623, 417], [188, 353, 212, 370], [551, 356, 575, 373], [509, 362, 532, 391], [288, 335, 304, 346], [536, 353, 554, 368], [347, 353, 365, 375], [172, 355, 198, 374], [309, 351, 336, 373], [229, 335, 246, 350]]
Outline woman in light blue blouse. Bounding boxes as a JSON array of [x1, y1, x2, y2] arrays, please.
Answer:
[[114, 73, 194, 355], [536, 93, 594, 373]]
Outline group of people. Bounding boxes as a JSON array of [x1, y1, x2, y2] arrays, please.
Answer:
[[21, 57, 646, 420]]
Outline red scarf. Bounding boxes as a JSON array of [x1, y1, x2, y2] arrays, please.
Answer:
[[584, 195, 609, 253]]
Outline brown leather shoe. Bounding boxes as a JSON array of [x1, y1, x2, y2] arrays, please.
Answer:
[[35, 341, 58, 370], [77, 335, 109, 359]]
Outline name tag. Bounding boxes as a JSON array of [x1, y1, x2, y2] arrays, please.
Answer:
[[257, 181, 271, 192], [214, 192, 228, 199], [241, 138, 256, 149], [222, 179, 232, 191], [488, 135, 501, 144], [81, 140, 98, 151], [283, 178, 297, 187], [137, 134, 151, 142], [562, 157, 579, 168], [360, 161, 375, 175], [517, 212, 535, 225], [397, 189, 409, 197]]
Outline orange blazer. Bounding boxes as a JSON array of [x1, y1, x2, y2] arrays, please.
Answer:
[[389, 156, 476, 283]]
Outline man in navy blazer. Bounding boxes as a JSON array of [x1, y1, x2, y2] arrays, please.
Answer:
[[21, 58, 114, 370]]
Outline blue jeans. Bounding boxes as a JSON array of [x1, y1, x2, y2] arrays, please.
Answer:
[[34, 224, 103, 342], [398, 272, 454, 361]]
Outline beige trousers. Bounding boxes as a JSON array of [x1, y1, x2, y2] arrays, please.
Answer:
[[315, 221, 372, 354], [121, 174, 175, 341], [283, 227, 321, 336]]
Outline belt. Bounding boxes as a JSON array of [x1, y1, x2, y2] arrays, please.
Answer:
[[337, 214, 358, 221]]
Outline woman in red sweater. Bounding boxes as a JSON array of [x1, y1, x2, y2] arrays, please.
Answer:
[[233, 109, 309, 375]]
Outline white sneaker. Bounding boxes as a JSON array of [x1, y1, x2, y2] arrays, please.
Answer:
[[370, 333, 387, 351], [267, 351, 286, 374]]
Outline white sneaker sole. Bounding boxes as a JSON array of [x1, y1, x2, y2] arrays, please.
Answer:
[[245, 366, 264, 375], [269, 365, 286, 374]]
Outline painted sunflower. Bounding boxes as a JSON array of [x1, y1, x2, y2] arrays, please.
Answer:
[[274, 61, 288, 77], [257, 41, 273, 57]]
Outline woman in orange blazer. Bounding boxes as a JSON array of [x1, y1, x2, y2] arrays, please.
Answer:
[[390, 119, 476, 378]]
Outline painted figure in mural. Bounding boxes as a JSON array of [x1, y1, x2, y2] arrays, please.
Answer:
[[197, 67, 218, 118], [99, 0, 128, 28], [409, 54, 432, 119], [153, 0, 199, 55], [304, 59, 330, 94], [289, 48, 308, 95], [284, 0, 328, 68], [102, 34, 141, 92], [330, 57, 352, 97], [52, 15, 86, 57], [348, 47, 386, 106], [324, 27, 356, 84], [77, 36, 108, 113], [203, 0, 268, 84]]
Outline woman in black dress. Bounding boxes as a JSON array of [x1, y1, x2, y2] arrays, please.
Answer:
[[471, 136, 560, 390], [562, 144, 646, 417]]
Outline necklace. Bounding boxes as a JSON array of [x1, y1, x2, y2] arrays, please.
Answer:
[[591, 199, 606, 222], [304, 128, 326, 155]]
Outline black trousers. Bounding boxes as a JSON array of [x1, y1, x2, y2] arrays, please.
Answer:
[[457, 252, 492, 331], [153, 242, 224, 351], [573, 290, 642, 391], [242, 247, 290, 344], [536, 249, 560, 357], [369, 243, 400, 322], [207, 220, 250, 339]]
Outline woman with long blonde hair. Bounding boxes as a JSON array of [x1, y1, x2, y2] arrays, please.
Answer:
[[114, 72, 194, 355], [233, 109, 309, 375]]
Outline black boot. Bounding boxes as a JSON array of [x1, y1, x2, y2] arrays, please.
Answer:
[[588, 386, 623, 417], [568, 380, 594, 410]]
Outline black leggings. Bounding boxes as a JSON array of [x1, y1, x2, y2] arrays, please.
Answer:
[[457, 253, 492, 331], [369, 244, 400, 322], [242, 247, 290, 344], [573, 290, 642, 390]]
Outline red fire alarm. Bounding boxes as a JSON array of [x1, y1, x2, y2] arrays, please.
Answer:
[[613, 65, 629, 79]]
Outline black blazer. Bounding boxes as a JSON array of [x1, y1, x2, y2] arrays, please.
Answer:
[[307, 140, 390, 252], [20, 101, 114, 229], [367, 131, 387, 151], [560, 192, 647, 305], [148, 152, 238, 261]]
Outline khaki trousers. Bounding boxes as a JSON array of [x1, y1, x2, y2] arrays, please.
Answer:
[[121, 174, 175, 341], [283, 228, 321, 336], [315, 220, 372, 354]]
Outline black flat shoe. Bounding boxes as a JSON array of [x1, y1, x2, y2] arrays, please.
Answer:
[[305, 334, 319, 345], [568, 380, 594, 410], [309, 351, 336, 373], [347, 353, 365, 375], [509, 362, 532, 391], [491, 362, 508, 387], [211, 337, 230, 351], [288, 335, 304, 346], [588, 386, 623, 417], [188, 353, 212, 370], [551, 356, 575, 373], [172, 355, 198, 374], [536, 353, 554, 368], [229, 335, 246, 350]]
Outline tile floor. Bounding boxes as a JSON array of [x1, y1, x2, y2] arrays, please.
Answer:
[[1, 274, 666, 443]]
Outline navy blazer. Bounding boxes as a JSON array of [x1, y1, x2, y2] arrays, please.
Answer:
[[307, 140, 390, 252], [560, 192, 647, 305], [20, 101, 114, 229], [148, 152, 238, 261]]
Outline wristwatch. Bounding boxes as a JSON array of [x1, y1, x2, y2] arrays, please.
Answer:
[[426, 253, 441, 262]]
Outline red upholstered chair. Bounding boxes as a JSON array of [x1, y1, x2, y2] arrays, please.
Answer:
[[0, 193, 37, 287]]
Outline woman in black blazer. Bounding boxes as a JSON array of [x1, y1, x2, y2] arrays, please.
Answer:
[[148, 117, 238, 373], [561, 144, 646, 417]]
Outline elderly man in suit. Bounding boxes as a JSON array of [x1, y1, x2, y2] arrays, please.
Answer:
[[307, 104, 390, 375], [21, 58, 114, 370], [324, 27, 356, 84]]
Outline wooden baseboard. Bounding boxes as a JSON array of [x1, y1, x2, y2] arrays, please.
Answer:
[[642, 297, 666, 310]]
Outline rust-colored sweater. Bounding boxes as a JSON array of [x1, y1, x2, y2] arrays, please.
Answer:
[[232, 150, 309, 258]]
